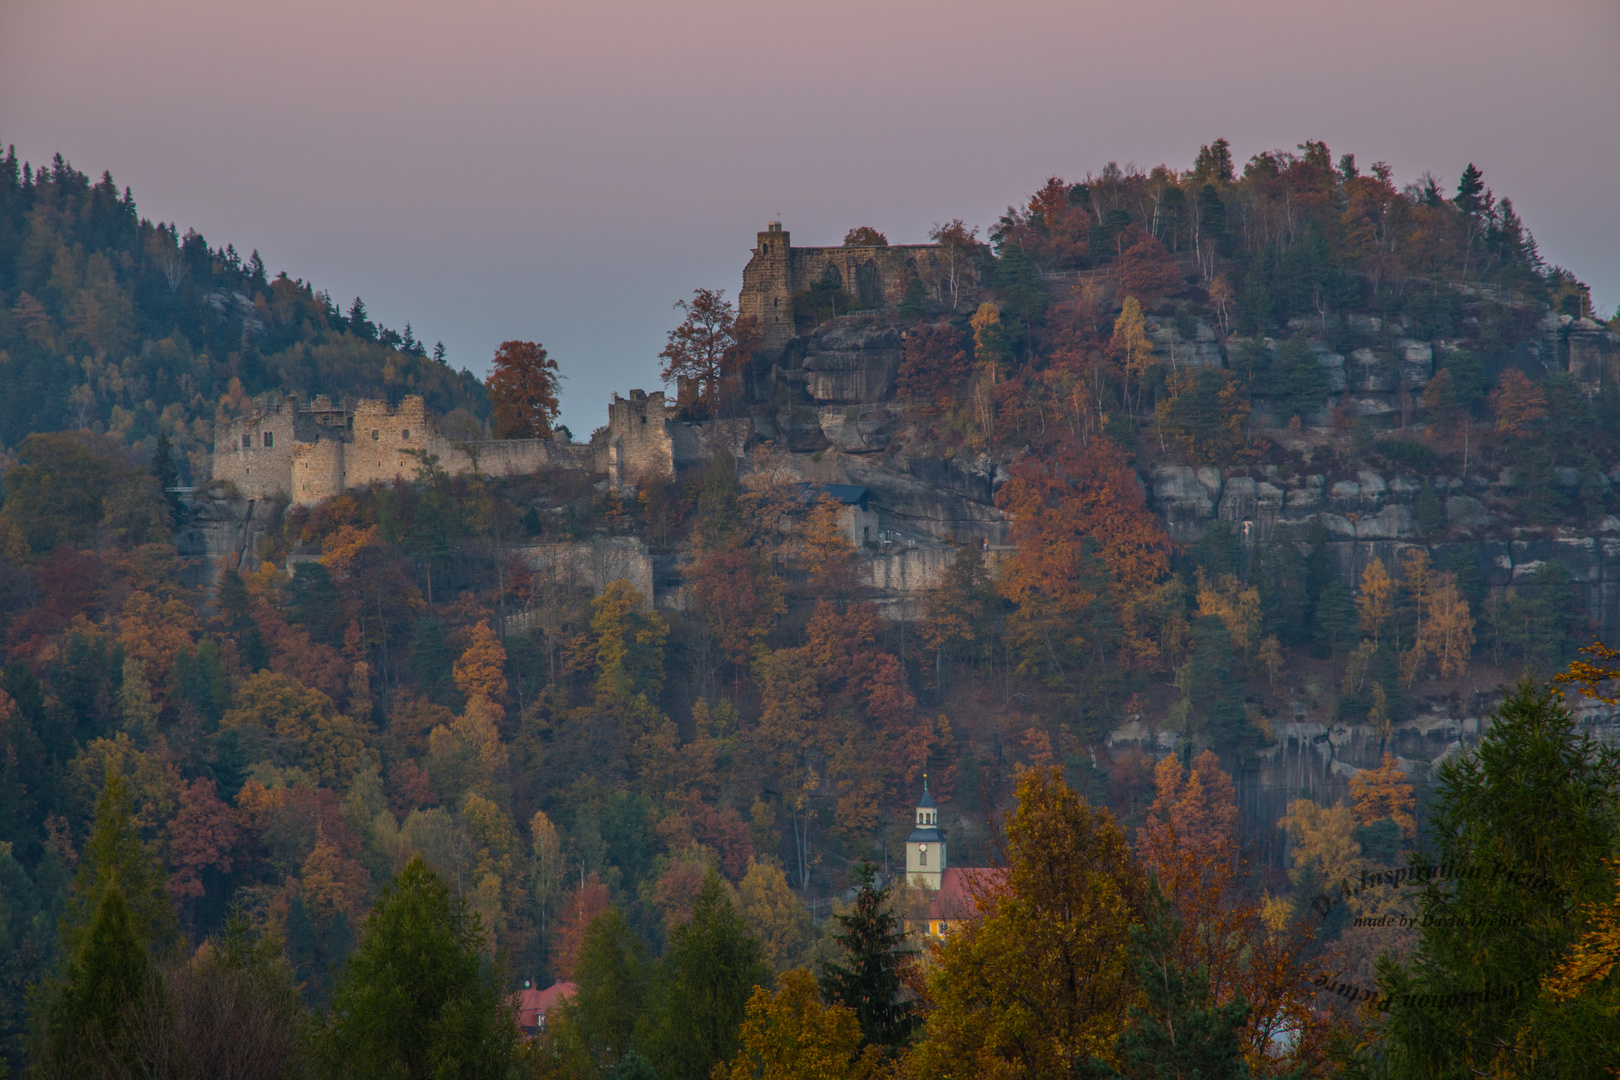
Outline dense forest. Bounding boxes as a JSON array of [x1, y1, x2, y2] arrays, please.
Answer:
[[1, 138, 1618, 1078], [0, 149, 488, 482]]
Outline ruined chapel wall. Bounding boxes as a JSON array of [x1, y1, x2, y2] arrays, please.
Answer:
[[741, 224, 943, 356], [786, 245, 938, 311]]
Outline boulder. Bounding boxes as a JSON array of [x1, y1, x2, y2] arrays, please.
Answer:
[[1356, 470, 1388, 502], [800, 326, 903, 403], [1343, 396, 1397, 418], [1218, 476, 1259, 522], [1387, 474, 1422, 500], [1350, 348, 1395, 392], [1153, 465, 1217, 540], [818, 410, 894, 453], [1396, 338, 1434, 388], [1313, 348, 1347, 392], [1358, 505, 1415, 539]]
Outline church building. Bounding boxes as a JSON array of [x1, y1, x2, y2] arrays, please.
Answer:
[[903, 777, 999, 938]]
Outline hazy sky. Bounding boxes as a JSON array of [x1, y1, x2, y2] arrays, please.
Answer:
[[3, 0, 1616, 435]]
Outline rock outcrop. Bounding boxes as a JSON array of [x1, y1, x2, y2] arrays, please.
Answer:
[[787, 326, 904, 404], [173, 487, 284, 593]]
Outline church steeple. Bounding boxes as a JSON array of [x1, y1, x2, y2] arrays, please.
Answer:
[[905, 773, 946, 890]]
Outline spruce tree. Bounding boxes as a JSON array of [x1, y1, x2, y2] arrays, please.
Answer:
[[151, 431, 183, 526], [819, 862, 918, 1049], [286, 561, 346, 648], [41, 882, 154, 1076], [642, 872, 768, 1080], [61, 772, 176, 958], [310, 856, 520, 1080], [1454, 163, 1485, 218], [568, 908, 649, 1073], [217, 566, 269, 672], [1368, 680, 1620, 1077]]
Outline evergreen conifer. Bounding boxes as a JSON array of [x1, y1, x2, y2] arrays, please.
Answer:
[[819, 862, 918, 1050], [310, 856, 520, 1080]]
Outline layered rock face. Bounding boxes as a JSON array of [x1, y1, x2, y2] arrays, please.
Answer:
[[173, 488, 283, 592], [1151, 461, 1620, 637], [790, 326, 904, 404]]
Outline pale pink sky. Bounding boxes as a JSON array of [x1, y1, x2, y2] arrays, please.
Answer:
[[3, 0, 1616, 433]]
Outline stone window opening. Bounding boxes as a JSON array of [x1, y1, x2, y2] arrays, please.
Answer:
[[262, 431, 273, 448], [371, 429, 380, 441], [241, 433, 251, 450], [401, 429, 410, 440]]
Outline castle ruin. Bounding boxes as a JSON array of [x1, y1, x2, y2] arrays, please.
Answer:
[[212, 389, 757, 505], [739, 222, 945, 355]]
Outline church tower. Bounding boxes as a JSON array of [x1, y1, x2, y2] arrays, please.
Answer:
[[905, 776, 945, 891]]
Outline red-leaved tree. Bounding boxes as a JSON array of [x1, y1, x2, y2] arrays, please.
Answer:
[[486, 340, 561, 439]]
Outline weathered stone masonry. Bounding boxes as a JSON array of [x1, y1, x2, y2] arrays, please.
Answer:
[[213, 394, 592, 505], [740, 222, 943, 355]]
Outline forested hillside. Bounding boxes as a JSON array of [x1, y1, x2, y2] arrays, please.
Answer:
[[1, 139, 1618, 1078], [0, 148, 487, 480]]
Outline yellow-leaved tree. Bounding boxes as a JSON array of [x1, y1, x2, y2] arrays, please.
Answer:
[[1356, 557, 1394, 645], [718, 969, 884, 1080], [452, 619, 508, 705], [1111, 296, 1153, 416], [909, 767, 1141, 1077]]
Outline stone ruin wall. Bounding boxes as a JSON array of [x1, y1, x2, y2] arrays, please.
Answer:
[[211, 400, 301, 500], [214, 395, 593, 506], [740, 222, 942, 355], [605, 391, 675, 485]]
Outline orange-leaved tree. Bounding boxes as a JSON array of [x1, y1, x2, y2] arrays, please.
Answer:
[[1491, 368, 1548, 438], [1136, 751, 1342, 1076], [452, 618, 509, 705], [994, 437, 1172, 677], [1348, 751, 1417, 840], [896, 323, 972, 410], [486, 339, 561, 439], [1116, 232, 1184, 299], [842, 226, 888, 247]]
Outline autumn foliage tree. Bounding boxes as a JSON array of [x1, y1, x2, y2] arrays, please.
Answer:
[[485, 339, 561, 439], [843, 227, 889, 247], [995, 437, 1172, 676], [1115, 232, 1184, 299], [659, 288, 757, 419], [1111, 298, 1154, 416], [1490, 367, 1548, 438], [896, 324, 973, 409], [1136, 752, 1339, 1075], [911, 767, 1142, 1077]]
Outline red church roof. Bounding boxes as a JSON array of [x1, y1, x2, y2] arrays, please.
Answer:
[[926, 867, 1005, 923], [514, 980, 577, 1029]]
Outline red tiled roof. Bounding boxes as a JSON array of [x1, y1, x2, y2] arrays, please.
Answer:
[[514, 980, 577, 1028], [927, 867, 1005, 922]]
